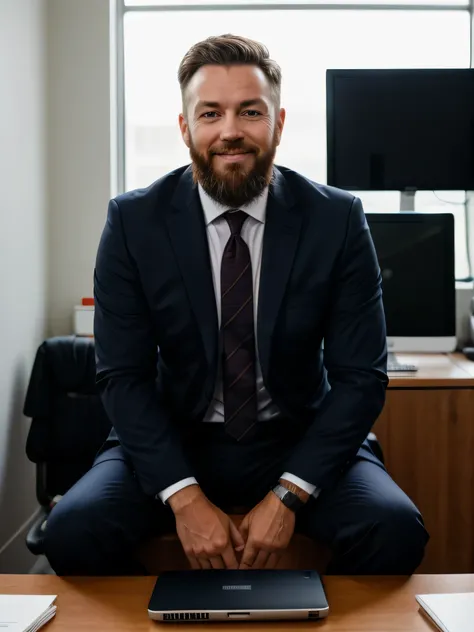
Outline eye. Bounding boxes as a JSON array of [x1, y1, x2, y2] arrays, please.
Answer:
[[243, 110, 261, 117], [201, 111, 219, 119]]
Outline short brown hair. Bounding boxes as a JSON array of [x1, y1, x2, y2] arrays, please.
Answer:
[[178, 34, 282, 110]]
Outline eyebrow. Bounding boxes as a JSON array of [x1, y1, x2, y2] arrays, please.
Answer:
[[196, 98, 267, 110]]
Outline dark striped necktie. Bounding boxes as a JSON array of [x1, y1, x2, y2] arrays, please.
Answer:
[[221, 210, 257, 441]]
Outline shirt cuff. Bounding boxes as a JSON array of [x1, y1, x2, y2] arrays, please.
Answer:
[[156, 477, 199, 504], [280, 472, 321, 500]]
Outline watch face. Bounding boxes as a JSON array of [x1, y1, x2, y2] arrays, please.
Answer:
[[273, 485, 303, 511], [280, 486, 303, 511]]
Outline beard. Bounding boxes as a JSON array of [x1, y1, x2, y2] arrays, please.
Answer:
[[189, 134, 278, 208]]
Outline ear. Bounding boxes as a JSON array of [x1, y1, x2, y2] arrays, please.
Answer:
[[179, 113, 190, 148], [275, 107, 286, 146]]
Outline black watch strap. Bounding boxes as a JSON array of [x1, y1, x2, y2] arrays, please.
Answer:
[[271, 483, 305, 512]]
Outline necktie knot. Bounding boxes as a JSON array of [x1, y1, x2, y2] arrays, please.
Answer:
[[225, 210, 247, 237]]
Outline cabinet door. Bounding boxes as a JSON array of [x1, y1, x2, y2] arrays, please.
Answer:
[[374, 388, 474, 573]]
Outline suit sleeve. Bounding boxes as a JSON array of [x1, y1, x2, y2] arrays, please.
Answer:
[[282, 197, 388, 490], [93, 199, 195, 497]]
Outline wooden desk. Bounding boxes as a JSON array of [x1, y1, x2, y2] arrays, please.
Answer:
[[1, 574, 473, 631], [387, 353, 474, 387], [374, 353, 474, 573]]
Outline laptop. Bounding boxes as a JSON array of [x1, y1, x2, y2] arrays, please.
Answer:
[[148, 569, 329, 622]]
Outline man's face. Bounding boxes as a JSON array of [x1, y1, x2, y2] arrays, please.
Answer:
[[179, 64, 285, 208]]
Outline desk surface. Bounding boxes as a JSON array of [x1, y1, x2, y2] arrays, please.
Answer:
[[1, 574, 473, 631], [388, 353, 474, 387]]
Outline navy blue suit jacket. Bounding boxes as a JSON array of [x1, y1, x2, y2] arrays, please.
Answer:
[[93, 165, 388, 498]]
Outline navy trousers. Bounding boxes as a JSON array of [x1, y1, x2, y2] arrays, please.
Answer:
[[44, 420, 429, 576]]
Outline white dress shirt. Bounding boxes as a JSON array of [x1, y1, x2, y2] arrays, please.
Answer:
[[158, 184, 319, 504]]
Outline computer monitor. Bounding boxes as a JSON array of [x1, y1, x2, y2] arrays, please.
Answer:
[[326, 69, 474, 210], [365, 212, 456, 353]]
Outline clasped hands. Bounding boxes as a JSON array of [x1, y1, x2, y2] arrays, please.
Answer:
[[169, 485, 296, 570]]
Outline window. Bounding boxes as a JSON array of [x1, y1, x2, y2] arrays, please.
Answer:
[[121, 2, 472, 278]]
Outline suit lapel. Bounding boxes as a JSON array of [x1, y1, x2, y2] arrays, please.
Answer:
[[258, 168, 301, 381], [166, 167, 218, 371]]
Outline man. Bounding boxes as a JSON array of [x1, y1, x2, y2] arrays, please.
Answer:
[[44, 34, 428, 576]]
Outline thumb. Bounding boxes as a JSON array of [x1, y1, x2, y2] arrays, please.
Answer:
[[229, 519, 245, 551]]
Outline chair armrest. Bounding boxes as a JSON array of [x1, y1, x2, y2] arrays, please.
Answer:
[[367, 432, 385, 464], [26, 507, 49, 555]]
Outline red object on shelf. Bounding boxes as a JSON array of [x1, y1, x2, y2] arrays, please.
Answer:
[[81, 298, 95, 306]]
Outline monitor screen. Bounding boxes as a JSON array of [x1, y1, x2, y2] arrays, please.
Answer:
[[327, 69, 474, 191], [365, 213, 456, 343]]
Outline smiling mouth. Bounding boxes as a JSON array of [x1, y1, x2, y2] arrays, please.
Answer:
[[214, 152, 254, 164], [215, 151, 252, 156]]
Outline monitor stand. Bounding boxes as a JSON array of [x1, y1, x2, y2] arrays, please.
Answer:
[[400, 191, 416, 212]]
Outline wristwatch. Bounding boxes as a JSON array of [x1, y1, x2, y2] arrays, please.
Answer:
[[271, 483, 306, 512]]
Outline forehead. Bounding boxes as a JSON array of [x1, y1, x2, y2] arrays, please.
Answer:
[[186, 64, 273, 108]]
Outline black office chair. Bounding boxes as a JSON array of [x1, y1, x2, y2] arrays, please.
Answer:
[[23, 335, 111, 555]]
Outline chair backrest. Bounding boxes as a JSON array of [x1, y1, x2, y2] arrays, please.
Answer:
[[23, 336, 112, 505]]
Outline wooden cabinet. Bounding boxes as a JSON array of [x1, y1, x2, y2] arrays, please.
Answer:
[[374, 354, 474, 573]]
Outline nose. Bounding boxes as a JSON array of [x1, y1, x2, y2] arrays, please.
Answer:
[[219, 113, 244, 142]]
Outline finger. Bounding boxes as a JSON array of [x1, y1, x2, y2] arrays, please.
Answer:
[[209, 555, 225, 569], [188, 555, 200, 570], [221, 544, 239, 569], [240, 543, 258, 569], [198, 557, 212, 570], [264, 552, 280, 569], [229, 520, 245, 551], [239, 516, 250, 542], [252, 548, 271, 570]]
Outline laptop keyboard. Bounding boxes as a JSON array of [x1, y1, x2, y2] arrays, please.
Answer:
[[387, 353, 418, 373]]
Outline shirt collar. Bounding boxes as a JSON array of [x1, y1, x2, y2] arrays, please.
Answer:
[[198, 183, 268, 226]]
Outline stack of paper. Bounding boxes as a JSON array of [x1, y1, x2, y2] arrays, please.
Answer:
[[416, 593, 474, 632], [0, 595, 57, 632]]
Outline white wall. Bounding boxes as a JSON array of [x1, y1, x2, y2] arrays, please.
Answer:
[[0, 0, 112, 573], [0, 0, 47, 571], [47, 0, 112, 335]]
